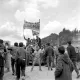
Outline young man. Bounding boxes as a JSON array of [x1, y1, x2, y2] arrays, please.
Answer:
[[0, 39, 5, 80], [31, 45, 42, 71], [16, 42, 27, 80], [10, 42, 18, 75], [36, 36, 41, 49], [45, 43, 54, 70], [55, 46, 74, 80], [67, 41, 80, 78]]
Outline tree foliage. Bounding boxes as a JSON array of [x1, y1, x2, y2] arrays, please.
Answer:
[[41, 28, 79, 46]]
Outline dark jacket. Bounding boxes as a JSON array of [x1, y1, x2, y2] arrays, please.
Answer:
[[45, 46, 54, 57], [0, 44, 5, 67], [67, 45, 76, 61], [36, 38, 41, 48], [16, 47, 27, 60], [0, 54, 4, 67], [55, 54, 74, 80], [10, 47, 18, 60]]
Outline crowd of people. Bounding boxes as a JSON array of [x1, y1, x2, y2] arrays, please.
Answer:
[[0, 36, 80, 80]]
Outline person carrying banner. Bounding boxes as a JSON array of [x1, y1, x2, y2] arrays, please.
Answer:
[[24, 35, 31, 47], [36, 36, 41, 49]]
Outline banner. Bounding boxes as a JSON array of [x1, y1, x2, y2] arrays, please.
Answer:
[[32, 30, 39, 36], [23, 20, 40, 32]]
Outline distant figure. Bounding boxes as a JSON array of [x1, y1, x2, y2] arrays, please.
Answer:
[[55, 46, 74, 80], [0, 39, 5, 80], [36, 36, 41, 48], [45, 43, 54, 70], [16, 42, 27, 80], [67, 41, 80, 78]]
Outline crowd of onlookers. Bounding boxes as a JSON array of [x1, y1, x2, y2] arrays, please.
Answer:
[[0, 37, 80, 80]]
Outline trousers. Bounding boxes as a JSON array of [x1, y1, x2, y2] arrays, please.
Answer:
[[0, 67, 4, 80], [16, 58, 26, 79]]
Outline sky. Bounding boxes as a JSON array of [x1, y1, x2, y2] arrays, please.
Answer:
[[0, 0, 80, 45]]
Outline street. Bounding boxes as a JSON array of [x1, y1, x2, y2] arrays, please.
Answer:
[[4, 66, 80, 80]]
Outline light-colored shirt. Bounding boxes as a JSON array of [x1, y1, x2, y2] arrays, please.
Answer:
[[33, 49, 42, 59]]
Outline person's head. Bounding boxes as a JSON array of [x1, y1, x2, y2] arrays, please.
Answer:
[[28, 38, 30, 41], [46, 43, 50, 46], [67, 41, 71, 46], [0, 44, 4, 53], [19, 42, 23, 47], [14, 42, 18, 47], [36, 35, 39, 39], [0, 39, 3, 44], [5, 42, 10, 48], [58, 46, 65, 54]]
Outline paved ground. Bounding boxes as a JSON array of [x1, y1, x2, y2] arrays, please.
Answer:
[[4, 66, 80, 80]]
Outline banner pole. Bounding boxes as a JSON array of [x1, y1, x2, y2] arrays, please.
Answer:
[[23, 20, 25, 39], [39, 19, 40, 37]]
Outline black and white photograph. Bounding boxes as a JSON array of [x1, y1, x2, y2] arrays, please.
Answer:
[[0, 0, 80, 80]]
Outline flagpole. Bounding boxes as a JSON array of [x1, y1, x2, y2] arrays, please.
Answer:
[[39, 19, 40, 37], [23, 20, 25, 39]]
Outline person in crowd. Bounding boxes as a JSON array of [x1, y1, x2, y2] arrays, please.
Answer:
[[75, 47, 80, 62], [24, 35, 31, 47], [26, 45, 32, 66], [0, 39, 5, 80], [41, 46, 45, 53], [10, 42, 18, 75], [31, 45, 42, 71], [55, 46, 74, 80], [67, 41, 80, 78], [16, 42, 27, 80], [4, 42, 11, 72], [75, 47, 80, 70], [36, 36, 41, 49], [54, 46, 59, 66], [45, 43, 54, 70]]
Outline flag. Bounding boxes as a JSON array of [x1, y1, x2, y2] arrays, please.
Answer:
[[32, 30, 39, 36], [23, 20, 40, 32]]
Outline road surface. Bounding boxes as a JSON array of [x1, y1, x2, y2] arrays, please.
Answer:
[[4, 66, 80, 80]]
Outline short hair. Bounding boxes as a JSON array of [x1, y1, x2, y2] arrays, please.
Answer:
[[14, 42, 18, 47], [46, 43, 50, 46], [67, 41, 71, 45], [0, 39, 3, 44], [5, 42, 9, 46], [58, 46, 65, 54], [19, 42, 23, 47]]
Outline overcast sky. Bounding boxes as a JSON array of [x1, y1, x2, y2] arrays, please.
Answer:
[[0, 0, 80, 45]]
